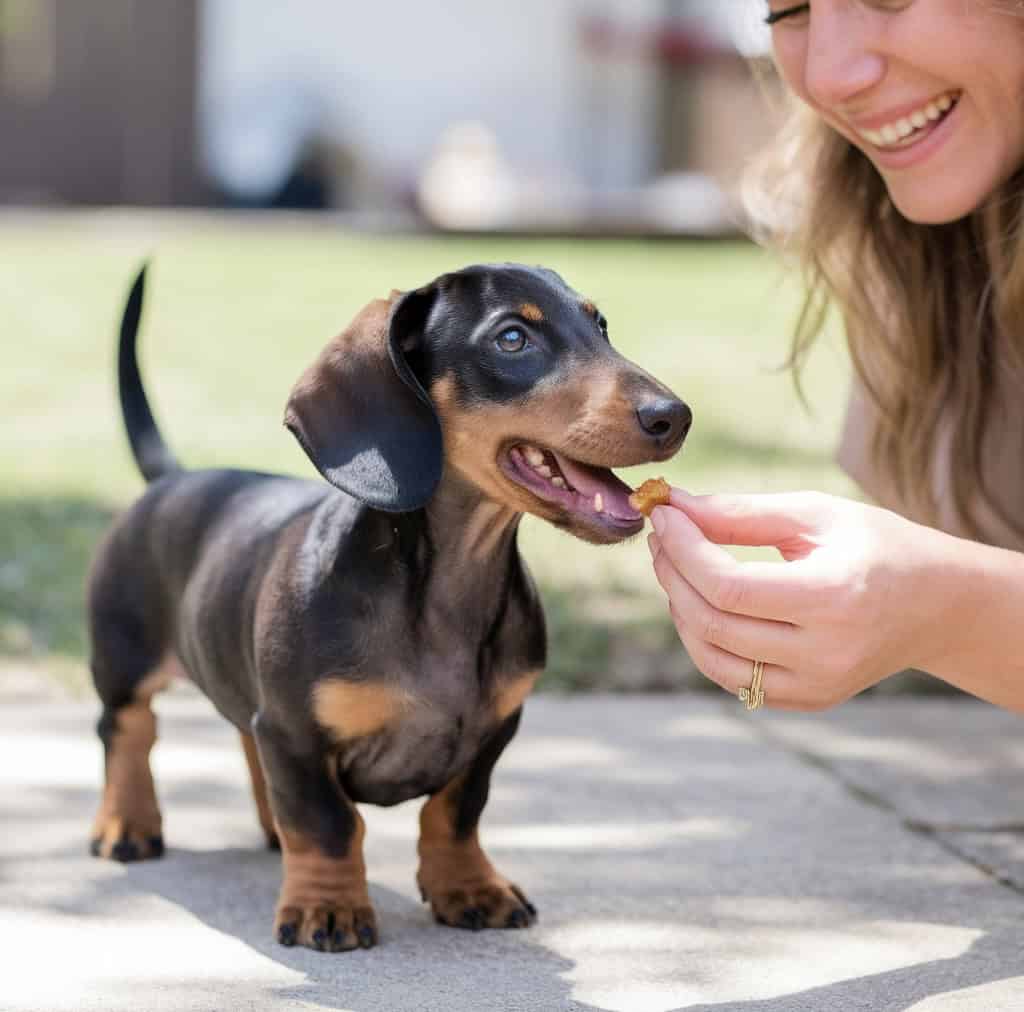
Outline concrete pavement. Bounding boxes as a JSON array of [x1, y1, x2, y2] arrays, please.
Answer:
[[2, 685, 1024, 1011]]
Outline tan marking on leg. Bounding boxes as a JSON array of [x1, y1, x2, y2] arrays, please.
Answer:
[[240, 732, 278, 848], [581, 300, 597, 317], [519, 302, 544, 322], [132, 653, 185, 701], [91, 701, 163, 861], [312, 679, 414, 742], [493, 669, 539, 722], [417, 776, 536, 930], [275, 818, 378, 951]]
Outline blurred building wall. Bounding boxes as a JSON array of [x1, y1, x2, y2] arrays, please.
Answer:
[[0, 0, 777, 218], [0, 0, 203, 205], [687, 60, 782, 189], [652, 1, 781, 189], [200, 0, 664, 205]]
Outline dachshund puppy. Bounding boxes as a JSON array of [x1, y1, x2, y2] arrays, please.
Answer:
[[88, 263, 690, 951]]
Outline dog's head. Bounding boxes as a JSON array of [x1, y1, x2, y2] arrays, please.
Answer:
[[285, 264, 690, 545]]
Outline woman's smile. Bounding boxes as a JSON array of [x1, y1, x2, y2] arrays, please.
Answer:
[[853, 88, 960, 172], [852, 89, 958, 150], [769, 0, 1024, 223]]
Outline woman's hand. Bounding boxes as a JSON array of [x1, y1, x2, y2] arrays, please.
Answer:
[[647, 489, 966, 711]]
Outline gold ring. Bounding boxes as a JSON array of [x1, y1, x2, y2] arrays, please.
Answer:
[[738, 659, 766, 711]]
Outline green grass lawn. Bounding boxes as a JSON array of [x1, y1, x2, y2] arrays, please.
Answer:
[[0, 211, 856, 695]]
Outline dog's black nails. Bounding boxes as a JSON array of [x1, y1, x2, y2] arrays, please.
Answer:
[[110, 838, 140, 863], [459, 908, 485, 931], [277, 923, 297, 947], [312, 928, 327, 951], [511, 886, 537, 918], [332, 928, 347, 950], [357, 924, 376, 948], [89, 838, 102, 857], [506, 908, 529, 929], [147, 835, 165, 858]]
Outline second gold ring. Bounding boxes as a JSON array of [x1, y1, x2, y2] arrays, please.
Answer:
[[739, 659, 766, 711]]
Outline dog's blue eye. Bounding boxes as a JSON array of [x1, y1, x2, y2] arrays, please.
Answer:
[[495, 328, 528, 353]]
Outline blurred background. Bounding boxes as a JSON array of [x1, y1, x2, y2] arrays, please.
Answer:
[[0, 0, 778, 227], [0, 0, 866, 697]]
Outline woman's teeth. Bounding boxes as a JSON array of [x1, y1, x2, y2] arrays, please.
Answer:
[[860, 91, 959, 150]]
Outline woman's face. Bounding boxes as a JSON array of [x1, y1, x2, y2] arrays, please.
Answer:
[[767, 1, 1024, 223]]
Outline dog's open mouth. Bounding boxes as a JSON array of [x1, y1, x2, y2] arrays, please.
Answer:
[[502, 442, 644, 537]]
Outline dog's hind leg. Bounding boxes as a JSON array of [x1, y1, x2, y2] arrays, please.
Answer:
[[240, 730, 279, 850], [89, 659, 173, 862]]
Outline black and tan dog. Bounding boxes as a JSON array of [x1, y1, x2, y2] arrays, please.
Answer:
[[88, 263, 690, 952]]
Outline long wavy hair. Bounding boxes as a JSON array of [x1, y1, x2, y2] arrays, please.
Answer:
[[743, 79, 1024, 540]]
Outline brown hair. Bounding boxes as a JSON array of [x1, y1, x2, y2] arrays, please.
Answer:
[[743, 89, 1024, 539]]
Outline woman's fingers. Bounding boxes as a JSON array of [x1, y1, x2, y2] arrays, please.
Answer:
[[650, 505, 810, 623], [666, 606, 813, 711], [667, 489, 831, 553], [651, 535, 800, 668]]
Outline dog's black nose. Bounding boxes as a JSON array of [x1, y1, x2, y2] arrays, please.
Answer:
[[636, 397, 692, 447]]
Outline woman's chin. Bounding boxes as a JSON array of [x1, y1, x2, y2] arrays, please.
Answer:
[[884, 178, 989, 226]]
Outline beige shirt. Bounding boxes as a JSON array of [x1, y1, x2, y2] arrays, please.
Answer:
[[838, 378, 1024, 551]]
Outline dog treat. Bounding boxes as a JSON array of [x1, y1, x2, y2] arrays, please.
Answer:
[[629, 477, 671, 517]]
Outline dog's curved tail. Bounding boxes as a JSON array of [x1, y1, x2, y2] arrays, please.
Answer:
[[118, 264, 181, 483]]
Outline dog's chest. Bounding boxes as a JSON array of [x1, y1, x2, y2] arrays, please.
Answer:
[[319, 639, 534, 807]]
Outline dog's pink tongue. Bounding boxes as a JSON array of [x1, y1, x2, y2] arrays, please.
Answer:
[[552, 453, 640, 520]]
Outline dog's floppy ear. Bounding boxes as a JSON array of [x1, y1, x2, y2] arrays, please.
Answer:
[[284, 287, 443, 512]]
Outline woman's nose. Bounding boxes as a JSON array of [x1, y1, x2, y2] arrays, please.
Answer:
[[803, 8, 886, 111]]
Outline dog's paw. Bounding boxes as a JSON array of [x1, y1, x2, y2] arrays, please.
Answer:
[[90, 815, 164, 862], [417, 870, 537, 930], [274, 902, 378, 952]]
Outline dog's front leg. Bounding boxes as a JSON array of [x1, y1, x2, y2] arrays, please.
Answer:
[[252, 714, 378, 952], [416, 708, 536, 930]]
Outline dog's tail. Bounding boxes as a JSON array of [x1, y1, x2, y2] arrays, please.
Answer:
[[118, 264, 181, 483]]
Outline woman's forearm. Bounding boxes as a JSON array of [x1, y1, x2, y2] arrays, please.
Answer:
[[916, 533, 1024, 713]]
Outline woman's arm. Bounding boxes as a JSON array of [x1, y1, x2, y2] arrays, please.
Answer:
[[648, 489, 1024, 713]]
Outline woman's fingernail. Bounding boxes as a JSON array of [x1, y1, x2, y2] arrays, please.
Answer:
[[651, 507, 666, 537]]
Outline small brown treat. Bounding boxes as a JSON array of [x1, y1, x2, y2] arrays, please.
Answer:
[[629, 477, 671, 518]]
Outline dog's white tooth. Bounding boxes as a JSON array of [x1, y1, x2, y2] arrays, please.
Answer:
[[537, 465, 553, 478], [594, 493, 603, 513], [525, 447, 544, 467], [552, 476, 566, 489]]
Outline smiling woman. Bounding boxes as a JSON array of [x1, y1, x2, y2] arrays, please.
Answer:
[[750, 0, 1024, 537], [764, 0, 1024, 224], [644, 0, 1024, 714]]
